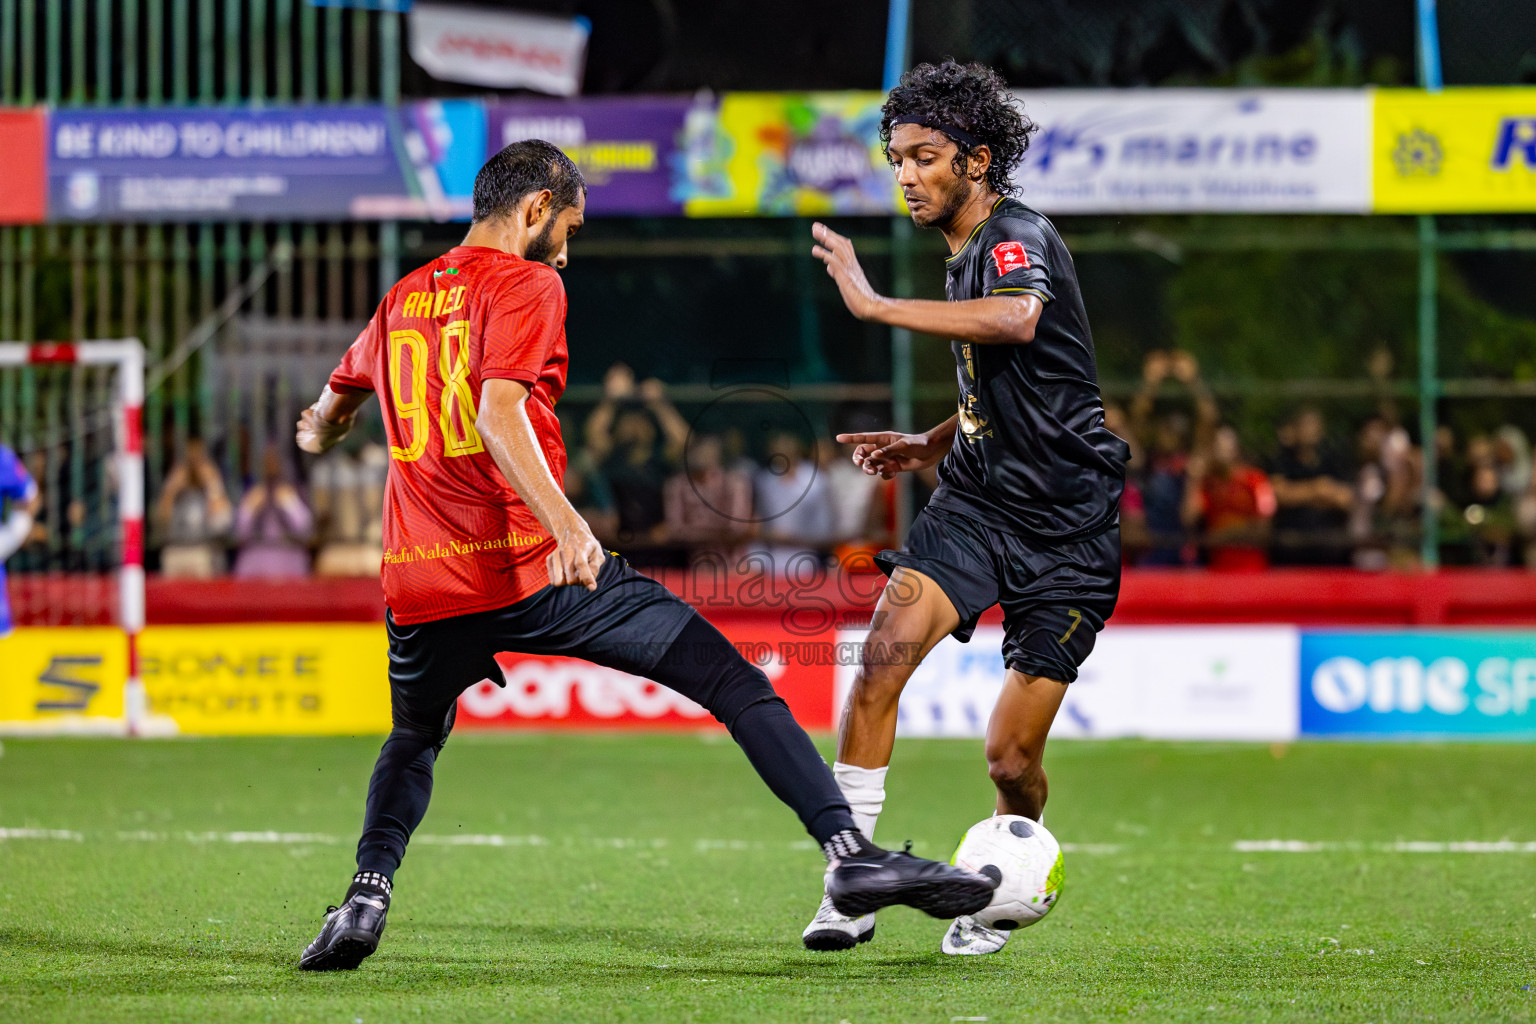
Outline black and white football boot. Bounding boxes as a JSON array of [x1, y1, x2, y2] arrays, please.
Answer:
[[821, 832, 996, 921], [299, 872, 391, 971], [940, 914, 1012, 955], [801, 893, 876, 951]]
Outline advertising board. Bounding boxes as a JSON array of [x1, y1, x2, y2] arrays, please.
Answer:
[[1011, 89, 1372, 213], [834, 625, 1300, 741], [1373, 87, 1536, 213], [486, 97, 694, 216], [47, 106, 412, 221], [1300, 630, 1536, 738]]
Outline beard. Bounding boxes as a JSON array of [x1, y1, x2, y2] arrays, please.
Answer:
[[522, 216, 561, 265], [913, 173, 972, 230]]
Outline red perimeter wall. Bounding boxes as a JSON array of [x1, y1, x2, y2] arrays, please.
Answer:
[[11, 569, 1535, 627], [112, 569, 1536, 626]]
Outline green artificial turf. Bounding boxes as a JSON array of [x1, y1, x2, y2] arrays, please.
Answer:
[[0, 734, 1532, 1023]]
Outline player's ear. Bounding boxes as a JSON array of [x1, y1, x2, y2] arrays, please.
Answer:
[[525, 189, 553, 226], [969, 145, 991, 183]]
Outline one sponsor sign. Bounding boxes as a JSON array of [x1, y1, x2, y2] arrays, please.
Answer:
[[1300, 630, 1536, 738], [47, 106, 411, 221], [681, 92, 905, 217], [1011, 89, 1372, 213], [408, 3, 589, 96], [486, 97, 694, 216], [835, 625, 1300, 741], [1373, 87, 1536, 213], [0, 108, 47, 224]]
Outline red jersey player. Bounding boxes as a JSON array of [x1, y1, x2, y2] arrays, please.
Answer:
[[293, 140, 993, 971]]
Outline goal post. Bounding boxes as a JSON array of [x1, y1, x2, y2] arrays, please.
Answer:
[[0, 340, 146, 735]]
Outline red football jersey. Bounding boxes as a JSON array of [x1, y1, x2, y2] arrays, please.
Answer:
[[328, 245, 568, 624]]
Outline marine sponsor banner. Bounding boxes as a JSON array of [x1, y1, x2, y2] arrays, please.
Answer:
[[1011, 89, 1371, 213], [0, 108, 47, 224], [681, 92, 905, 217], [47, 106, 413, 221], [834, 625, 1300, 741], [486, 97, 694, 216], [1300, 630, 1536, 738], [1373, 87, 1536, 213], [0, 627, 127, 731], [408, 3, 589, 96]]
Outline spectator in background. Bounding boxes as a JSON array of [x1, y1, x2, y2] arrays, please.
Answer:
[[1268, 407, 1354, 565], [1104, 404, 1149, 564], [312, 441, 386, 577], [584, 363, 689, 557], [564, 445, 619, 547], [664, 433, 754, 562], [1350, 417, 1422, 570], [233, 443, 313, 579], [1183, 424, 1276, 570], [155, 437, 232, 578], [1129, 350, 1218, 565], [746, 431, 834, 573], [1458, 433, 1517, 566]]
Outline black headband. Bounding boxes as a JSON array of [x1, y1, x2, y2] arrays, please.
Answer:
[[890, 115, 981, 149]]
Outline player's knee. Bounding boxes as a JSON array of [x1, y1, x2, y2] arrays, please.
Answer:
[[707, 660, 780, 730], [986, 748, 1045, 795], [847, 661, 909, 711]]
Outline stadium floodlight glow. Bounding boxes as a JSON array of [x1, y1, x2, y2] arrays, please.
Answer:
[[0, 340, 146, 735]]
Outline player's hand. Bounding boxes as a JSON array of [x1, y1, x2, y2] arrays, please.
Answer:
[[812, 222, 883, 321], [296, 405, 352, 455], [603, 362, 636, 401], [547, 519, 606, 591], [1168, 350, 1200, 384], [835, 431, 943, 479]]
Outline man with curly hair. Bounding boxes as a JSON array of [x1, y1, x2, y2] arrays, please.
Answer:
[[804, 61, 1129, 956]]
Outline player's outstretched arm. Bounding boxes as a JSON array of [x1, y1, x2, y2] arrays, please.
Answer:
[[811, 223, 1042, 346], [477, 378, 605, 591], [835, 415, 958, 480], [296, 386, 371, 455]]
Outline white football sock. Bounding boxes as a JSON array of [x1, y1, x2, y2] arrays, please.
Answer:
[[833, 762, 887, 842]]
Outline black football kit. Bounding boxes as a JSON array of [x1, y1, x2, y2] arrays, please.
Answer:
[[877, 196, 1129, 682]]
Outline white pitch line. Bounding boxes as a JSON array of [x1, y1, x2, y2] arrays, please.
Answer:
[[12, 830, 1529, 854], [1235, 840, 1536, 853]]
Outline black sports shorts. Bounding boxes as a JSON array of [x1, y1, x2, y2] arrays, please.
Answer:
[[875, 506, 1120, 682], [384, 554, 695, 741]]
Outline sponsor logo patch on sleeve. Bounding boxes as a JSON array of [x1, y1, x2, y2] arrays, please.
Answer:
[[989, 240, 1031, 276]]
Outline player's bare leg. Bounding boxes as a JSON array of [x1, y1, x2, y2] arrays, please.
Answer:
[[803, 566, 961, 950], [984, 669, 1067, 819], [837, 566, 962, 768], [942, 669, 1066, 956]]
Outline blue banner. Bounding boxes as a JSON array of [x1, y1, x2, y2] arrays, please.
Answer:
[[1300, 631, 1536, 738], [48, 106, 412, 221]]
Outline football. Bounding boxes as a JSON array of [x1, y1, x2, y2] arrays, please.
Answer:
[[951, 815, 1064, 930]]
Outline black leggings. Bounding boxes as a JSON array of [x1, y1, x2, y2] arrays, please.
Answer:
[[355, 613, 854, 877]]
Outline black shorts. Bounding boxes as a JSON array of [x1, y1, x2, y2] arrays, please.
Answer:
[[875, 507, 1120, 682], [384, 554, 695, 742]]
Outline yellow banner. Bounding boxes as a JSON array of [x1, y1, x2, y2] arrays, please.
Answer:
[[0, 624, 391, 735], [1374, 88, 1536, 212], [0, 627, 127, 729], [141, 625, 390, 735]]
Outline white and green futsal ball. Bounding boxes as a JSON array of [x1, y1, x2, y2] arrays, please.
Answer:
[[950, 814, 1064, 930]]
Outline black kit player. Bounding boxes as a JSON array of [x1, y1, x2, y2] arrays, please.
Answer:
[[801, 62, 1129, 955], [291, 140, 994, 971]]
